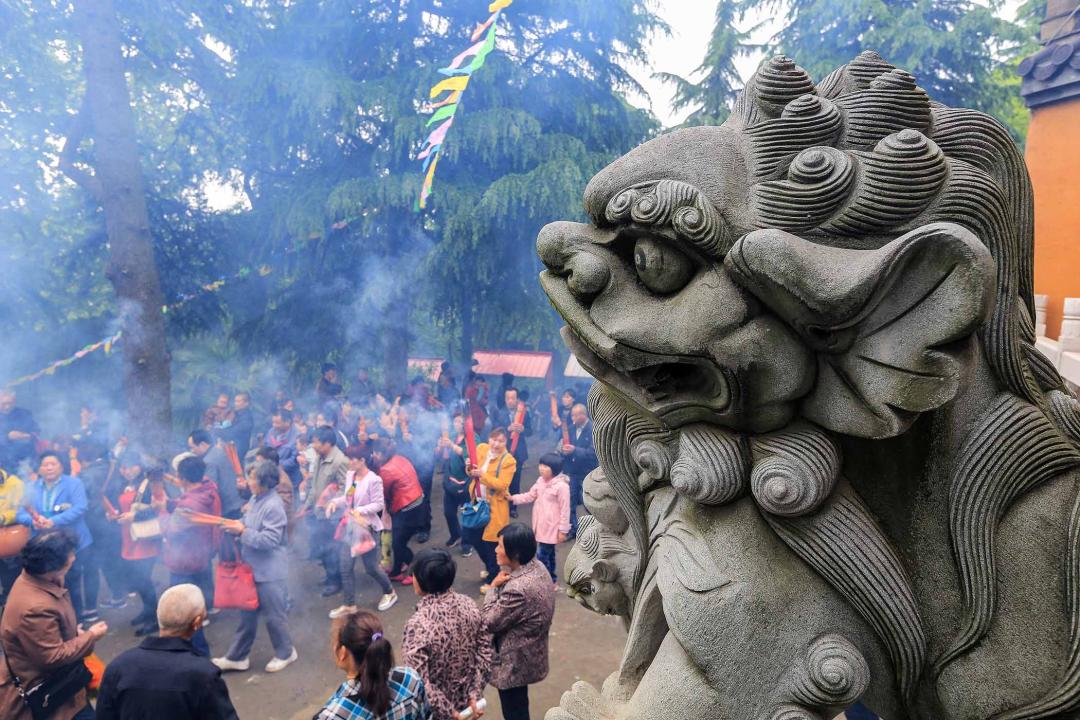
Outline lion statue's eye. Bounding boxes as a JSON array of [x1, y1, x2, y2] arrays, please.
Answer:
[[633, 237, 694, 294]]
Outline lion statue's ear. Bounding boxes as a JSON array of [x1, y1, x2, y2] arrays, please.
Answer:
[[726, 222, 995, 438]]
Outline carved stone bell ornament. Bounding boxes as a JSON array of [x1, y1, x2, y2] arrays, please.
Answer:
[[538, 52, 1080, 720]]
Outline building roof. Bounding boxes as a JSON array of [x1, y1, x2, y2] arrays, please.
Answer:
[[472, 349, 552, 379], [564, 353, 594, 379], [407, 350, 553, 380], [1019, 3, 1080, 109]]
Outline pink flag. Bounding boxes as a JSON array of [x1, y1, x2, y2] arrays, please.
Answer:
[[418, 117, 454, 159]]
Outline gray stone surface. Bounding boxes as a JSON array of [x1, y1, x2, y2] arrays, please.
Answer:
[[538, 51, 1080, 720]]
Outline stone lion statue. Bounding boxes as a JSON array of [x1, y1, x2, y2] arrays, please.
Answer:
[[537, 51, 1080, 720]]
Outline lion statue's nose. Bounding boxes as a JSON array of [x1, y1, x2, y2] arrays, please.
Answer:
[[537, 221, 612, 302]]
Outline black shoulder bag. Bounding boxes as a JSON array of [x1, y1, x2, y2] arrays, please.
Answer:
[[2, 642, 92, 720]]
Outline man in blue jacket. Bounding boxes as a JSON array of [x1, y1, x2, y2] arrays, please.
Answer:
[[96, 583, 238, 720], [560, 403, 597, 539], [26, 449, 94, 622]]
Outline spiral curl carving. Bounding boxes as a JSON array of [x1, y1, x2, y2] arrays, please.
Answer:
[[632, 438, 672, 488], [747, 95, 843, 180], [750, 425, 841, 517], [824, 130, 947, 236], [604, 188, 639, 225], [817, 50, 896, 98], [602, 180, 730, 257], [790, 634, 871, 708], [870, 68, 917, 92], [753, 147, 855, 231], [768, 705, 822, 720], [575, 515, 601, 558], [756, 55, 817, 112], [834, 84, 931, 149], [670, 424, 749, 505]]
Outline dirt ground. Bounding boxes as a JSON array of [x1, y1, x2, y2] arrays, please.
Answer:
[[91, 461, 627, 720]]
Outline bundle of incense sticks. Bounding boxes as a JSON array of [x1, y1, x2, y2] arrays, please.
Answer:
[[509, 403, 526, 454], [176, 507, 227, 526], [224, 442, 244, 476], [549, 392, 560, 425], [464, 414, 479, 466]]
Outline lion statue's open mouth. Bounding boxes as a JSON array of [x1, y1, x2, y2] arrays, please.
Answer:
[[538, 51, 1080, 720]]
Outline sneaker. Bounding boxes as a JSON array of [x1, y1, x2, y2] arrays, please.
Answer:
[[212, 656, 250, 672], [265, 648, 298, 673], [100, 597, 127, 610], [329, 604, 358, 619], [445, 537, 460, 548], [416, 532, 430, 544], [509, 508, 519, 519], [377, 592, 398, 611], [202, 617, 211, 628], [389, 573, 411, 585], [80, 610, 101, 625], [207, 607, 221, 616], [461, 547, 475, 558], [479, 569, 489, 580], [127, 591, 138, 598]]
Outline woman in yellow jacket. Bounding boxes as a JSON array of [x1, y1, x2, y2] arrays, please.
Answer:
[[0, 468, 31, 599], [468, 427, 516, 592]]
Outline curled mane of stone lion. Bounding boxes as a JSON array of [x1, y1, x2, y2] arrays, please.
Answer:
[[538, 51, 1080, 720]]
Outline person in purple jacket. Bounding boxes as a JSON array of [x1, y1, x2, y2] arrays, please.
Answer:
[[325, 445, 398, 619]]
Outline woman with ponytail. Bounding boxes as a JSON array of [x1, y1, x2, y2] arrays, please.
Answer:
[[316, 610, 432, 720]]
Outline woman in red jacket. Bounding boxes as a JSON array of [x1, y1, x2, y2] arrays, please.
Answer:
[[370, 440, 424, 585], [110, 453, 167, 637]]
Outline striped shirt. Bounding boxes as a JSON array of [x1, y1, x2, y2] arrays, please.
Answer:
[[315, 667, 432, 720]]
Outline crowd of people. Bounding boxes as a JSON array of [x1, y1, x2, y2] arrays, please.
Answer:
[[0, 361, 599, 720]]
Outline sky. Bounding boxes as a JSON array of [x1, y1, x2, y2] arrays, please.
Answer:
[[628, 1, 774, 127], [633, 0, 1026, 127]]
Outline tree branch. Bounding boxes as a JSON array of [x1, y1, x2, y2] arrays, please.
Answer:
[[58, 96, 105, 203]]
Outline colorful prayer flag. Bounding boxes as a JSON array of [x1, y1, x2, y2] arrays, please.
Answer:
[[415, 1, 513, 209]]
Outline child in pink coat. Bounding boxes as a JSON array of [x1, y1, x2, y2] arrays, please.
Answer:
[[509, 452, 571, 584]]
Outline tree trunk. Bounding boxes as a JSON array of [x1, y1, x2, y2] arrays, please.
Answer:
[[459, 287, 475, 366], [71, 0, 172, 456], [382, 293, 410, 397]]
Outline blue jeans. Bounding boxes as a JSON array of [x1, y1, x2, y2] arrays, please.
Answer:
[[846, 703, 879, 720], [568, 474, 585, 537], [537, 543, 557, 582], [170, 572, 211, 656]]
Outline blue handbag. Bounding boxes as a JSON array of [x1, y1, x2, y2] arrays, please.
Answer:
[[460, 498, 491, 530], [460, 455, 505, 530]]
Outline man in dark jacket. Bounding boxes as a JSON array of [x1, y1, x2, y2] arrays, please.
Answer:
[[560, 403, 597, 539], [188, 429, 243, 518], [96, 583, 238, 720], [228, 392, 255, 462], [0, 389, 38, 473]]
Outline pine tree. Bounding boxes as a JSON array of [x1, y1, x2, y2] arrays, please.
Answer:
[[656, 1, 758, 126], [767, 0, 1029, 139]]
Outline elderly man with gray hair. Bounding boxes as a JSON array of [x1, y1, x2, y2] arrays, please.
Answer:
[[96, 584, 238, 720]]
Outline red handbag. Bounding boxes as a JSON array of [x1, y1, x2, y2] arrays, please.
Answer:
[[214, 536, 259, 611]]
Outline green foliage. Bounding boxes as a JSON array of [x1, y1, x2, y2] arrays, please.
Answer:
[[1, 0, 661, 401], [656, 1, 759, 126], [766, 0, 1033, 141]]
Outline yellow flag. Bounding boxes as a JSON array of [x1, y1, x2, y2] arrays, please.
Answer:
[[488, 0, 512, 11], [430, 75, 470, 99]]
